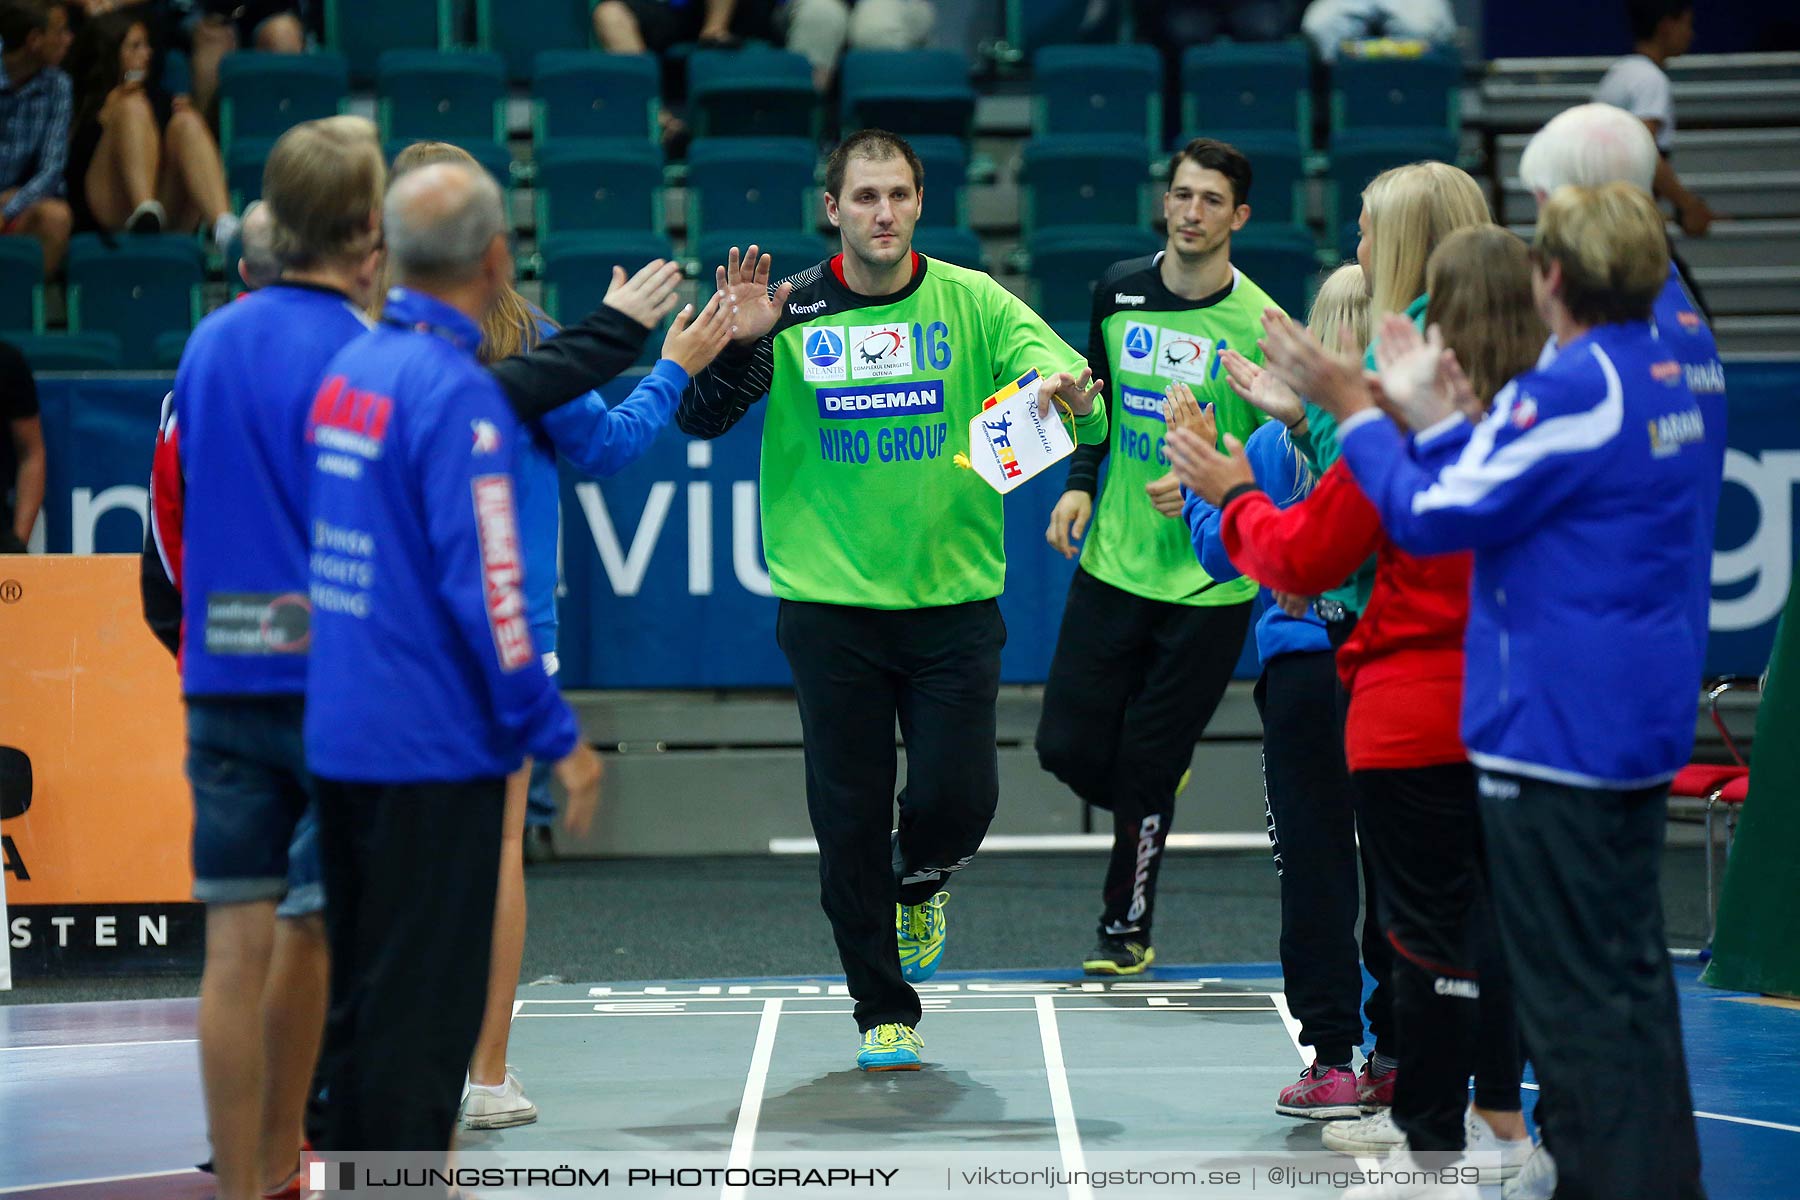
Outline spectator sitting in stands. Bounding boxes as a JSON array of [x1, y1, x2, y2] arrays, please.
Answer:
[[1594, 0, 1715, 238], [0, 0, 74, 277], [72, 1, 307, 116], [779, 0, 935, 92], [1, 335, 43, 553], [593, 0, 778, 148], [1301, 0, 1455, 62], [1136, 0, 1299, 51], [64, 7, 239, 248]]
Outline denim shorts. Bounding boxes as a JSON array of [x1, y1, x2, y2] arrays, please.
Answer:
[[275, 801, 323, 918], [186, 695, 313, 906]]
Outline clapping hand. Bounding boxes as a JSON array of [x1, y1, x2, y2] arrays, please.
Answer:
[[601, 259, 684, 329], [1220, 349, 1304, 428], [1371, 315, 1455, 432], [1258, 308, 1372, 421], [1167, 425, 1254, 507]]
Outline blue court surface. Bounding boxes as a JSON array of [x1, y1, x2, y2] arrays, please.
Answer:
[[1, 963, 1794, 1198]]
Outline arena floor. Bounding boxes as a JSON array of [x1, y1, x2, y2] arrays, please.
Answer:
[[2, 962, 1795, 1199]]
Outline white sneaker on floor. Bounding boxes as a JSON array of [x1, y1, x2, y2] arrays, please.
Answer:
[[461, 1066, 538, 1129], [1340, 1147, 1480, 1199], [1323, 1108, 1406, 1155], [1501, 1144, 1556, 1200], [1464, 1108, 1533, 1182]]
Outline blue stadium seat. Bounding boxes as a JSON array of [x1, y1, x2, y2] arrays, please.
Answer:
[[1026, 225, 1162, 324], [1004, 0, 1124, 59], [841, 50, 975, 138], [383, 139, 515, 187], [694, 232, 833, 299], [217, 52, 348, 153], [685, 138, 818, 241], [1050, 320, 1090, 360], [907, 135, 968, 229], [533, 140, 662, 237], [226, 138, 274, 207], [538, 232, 676, 326], [0, 239, 45, 333], [324, 0, 451, 86], [911, 227, 983, 272], [1231, 226, 1322, 318], [377, 51, 508, 147], [3, 331, 123, 371], [1325, 129, 1460, 237], [1019, 136, 1150, 235], [476, 0, 592, 82], [154, 329, 190, 370], [689, 49, 818, 140], [1181, 41, 1312, 148], [66, 235, 205, 368], [1032, 45, 1161, 145], [1330, 47, 1461, 138], [532, 52, 659, 145]]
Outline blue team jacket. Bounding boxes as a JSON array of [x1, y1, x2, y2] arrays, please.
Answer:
[[174, 283, 371, 696], [1341, 321, 1718, 789], [303, 288, 578, 781], [514, 354, 690, 642], [1180, 421, 1332, 664]]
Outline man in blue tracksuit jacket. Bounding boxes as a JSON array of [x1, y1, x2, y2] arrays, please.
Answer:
[[303, 161, 602, 1159], [1308, 184, 1716, 1200]]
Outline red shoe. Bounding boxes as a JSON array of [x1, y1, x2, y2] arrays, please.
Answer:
[[1275, 1063, 1361, 1119], [1358, 1060, 1397, 1112]]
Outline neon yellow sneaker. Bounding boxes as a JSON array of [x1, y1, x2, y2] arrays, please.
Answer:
[[857, 1022, 924, 1071], [896, 891, 949, 982], [1083, 933, 1156, 976]]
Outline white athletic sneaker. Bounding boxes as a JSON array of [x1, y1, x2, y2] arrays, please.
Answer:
[[1501, 1144, 1557, 1200], [1323, 1108, 1405, 1155], [1340, 1147, 1480, 1199], [1463, 1108, 1534, 1182], [461, 1066, 539, 1129]]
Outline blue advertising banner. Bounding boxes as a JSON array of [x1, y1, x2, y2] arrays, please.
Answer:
[[31, 363, 1800, 688]]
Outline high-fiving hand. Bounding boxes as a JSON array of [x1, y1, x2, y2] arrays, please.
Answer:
[[601, 259, 684, 329], [716, 245, 795, 346]]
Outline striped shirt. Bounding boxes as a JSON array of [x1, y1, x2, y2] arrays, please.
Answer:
[[0, 61, 70, 221]]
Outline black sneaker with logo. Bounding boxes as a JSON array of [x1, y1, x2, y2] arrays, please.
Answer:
[[1082, 932, 1155, 976]]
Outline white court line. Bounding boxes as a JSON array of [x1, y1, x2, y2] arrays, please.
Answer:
[[0, 1038, 196, 1053], [1269, 994, 1309, 1065], [1034, 995, 1094, 1200], [721, 998, 783, 1200], [1517, 1083, 1800, 1135], [0, 1167, 196, 1195], [512, 999, 525, 1019]]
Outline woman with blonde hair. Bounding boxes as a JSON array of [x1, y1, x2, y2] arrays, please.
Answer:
[[1180, 262, 1400, 1121], [1171, 224, 1547, 1193], [383, 142, 736, 1132]]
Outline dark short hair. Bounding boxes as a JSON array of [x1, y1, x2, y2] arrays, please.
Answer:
[[0, 0, 53, 50], [1626, 0, 1691, 42], [1166, 137, 1253, 207], [825, 129, 924, 198]]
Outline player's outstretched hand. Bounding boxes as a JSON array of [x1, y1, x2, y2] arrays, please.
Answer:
[[1039, 366, 1103, 418], [1167, 427, 1253, 507], [602, 259, 684, 329], [661, 293, 738, 376], [1045, 490, 1092, 559], [716, 244, 795, 345], [1220, 349, 1304, 428], [554, 742, 604, 840], [1258, 308, 1371, 421]]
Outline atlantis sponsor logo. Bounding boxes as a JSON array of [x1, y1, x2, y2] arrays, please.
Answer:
[[815, 381, 945, 420], [803, 327, 847, 382], [1118, 384, 1166, 422]]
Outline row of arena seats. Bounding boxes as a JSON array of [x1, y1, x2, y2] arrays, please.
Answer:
[[217, 41, 1459, 155]]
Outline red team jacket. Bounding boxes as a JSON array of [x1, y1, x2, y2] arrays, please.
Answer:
[[1220, 459, 1472, 773]]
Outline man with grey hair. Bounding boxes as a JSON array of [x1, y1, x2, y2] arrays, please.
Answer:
[[234, 200, 282, 292], [302, 160, 601, 1157]]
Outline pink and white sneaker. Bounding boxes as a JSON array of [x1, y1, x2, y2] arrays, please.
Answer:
[[1359, 1060, 1398, 1111], [1276, 1063, 1362, 1119]]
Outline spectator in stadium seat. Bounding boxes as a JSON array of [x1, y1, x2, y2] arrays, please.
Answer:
[[1301, 0, 1455, 62], [1, 336, 42, 553], [0, 0, 75, 277], [65, 7, 239, 249], [1594, 0, 1716, 239], [72, 1, 308, 116], [594, 0, 779, 148], [779, 0, 935, 92], [1136, 0, 1299, 51]]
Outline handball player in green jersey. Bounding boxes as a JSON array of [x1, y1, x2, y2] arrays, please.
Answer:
[[678, 129, 1105, 1070]]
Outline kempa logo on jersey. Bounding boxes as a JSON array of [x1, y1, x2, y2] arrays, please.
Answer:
[[1119, 384, 1166, 423], [789, 298, 829, 315], [815, 381, 944, 419], [802, 327, 846, 382], [848, 323, 912, 379]]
